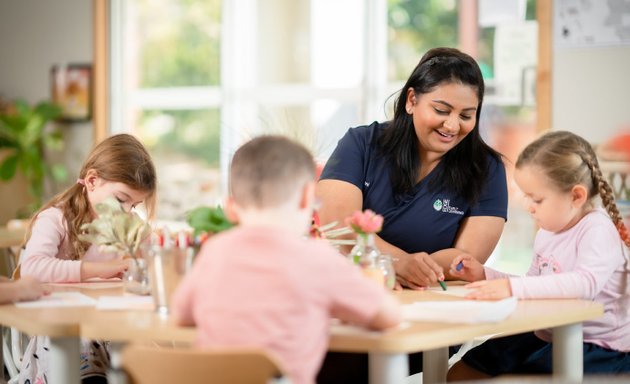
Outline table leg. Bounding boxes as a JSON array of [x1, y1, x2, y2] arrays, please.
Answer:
[[368, 352, 408, 384], [552, 322, 583, 382], [49, 337, 80, 384], [423, 347, 449, 384]]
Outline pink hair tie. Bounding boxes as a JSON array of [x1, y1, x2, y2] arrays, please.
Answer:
[[77, 178, 85, 185]]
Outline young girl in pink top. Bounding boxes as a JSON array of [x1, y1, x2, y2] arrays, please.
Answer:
[[447, 131, 630, 380], [18, 133, 157, 383]]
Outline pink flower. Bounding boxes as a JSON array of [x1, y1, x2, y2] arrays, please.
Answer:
[[345, 209, 383, 235]]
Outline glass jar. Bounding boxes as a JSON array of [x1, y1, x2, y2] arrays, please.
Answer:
[[349, 233, 384, 286], [377, 254, 396, 290], [348, 233, 380, 265], [123, 257, 151, 295]]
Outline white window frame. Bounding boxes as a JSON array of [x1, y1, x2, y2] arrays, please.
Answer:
[[108, 0, 397, 195]]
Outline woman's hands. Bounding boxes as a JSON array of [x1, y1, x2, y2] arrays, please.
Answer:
[[81, 259, 129, 281], [394, 252, 444, 289]]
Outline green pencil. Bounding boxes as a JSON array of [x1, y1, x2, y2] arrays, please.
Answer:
[[438, 280, 447, 291]]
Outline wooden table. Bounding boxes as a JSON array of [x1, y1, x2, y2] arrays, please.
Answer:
[[0, 284, 603, 384], [329, 290, 603, 383]]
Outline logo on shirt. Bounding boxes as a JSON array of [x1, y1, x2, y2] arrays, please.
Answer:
[[364, 181, 370, 188], [433, 198, 464, 215]]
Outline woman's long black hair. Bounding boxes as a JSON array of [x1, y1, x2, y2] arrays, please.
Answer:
[[378, 47, 502, 205]]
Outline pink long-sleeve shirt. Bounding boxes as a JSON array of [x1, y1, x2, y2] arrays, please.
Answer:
[[20, 207, 118, 282], [485, 208, 630, 351], [172, 225, 390, 384]]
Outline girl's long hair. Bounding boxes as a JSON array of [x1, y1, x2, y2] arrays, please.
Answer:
[[24, 134, 157, 260]]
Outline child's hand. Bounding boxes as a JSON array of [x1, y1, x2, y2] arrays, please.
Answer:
[[81, 259, 129, 280], [449, 254, 485, 282], [15, 276, 48, 302], [464, 279, 512, 300]]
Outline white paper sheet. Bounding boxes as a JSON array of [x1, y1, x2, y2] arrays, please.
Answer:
[[96, 295, 154, 311], [47, 281, 123, 290], [402, 297, 517, 324], [15, 292, 97, 308], [427, 286, 473, 298]]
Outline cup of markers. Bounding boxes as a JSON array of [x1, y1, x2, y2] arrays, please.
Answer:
[[146, 227, 195, 315]]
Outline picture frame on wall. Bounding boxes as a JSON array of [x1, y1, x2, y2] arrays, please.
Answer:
[[51, 63, 92, 122]]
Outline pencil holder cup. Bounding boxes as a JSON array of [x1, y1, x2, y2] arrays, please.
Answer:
[[122, 258, 151, 295], [144, 246, 194, 315]]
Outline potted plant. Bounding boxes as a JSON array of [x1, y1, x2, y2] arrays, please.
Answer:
[[0, 98, 67, 217]]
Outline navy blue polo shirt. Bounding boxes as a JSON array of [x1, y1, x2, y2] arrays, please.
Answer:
[[320, 121, 508, 254]]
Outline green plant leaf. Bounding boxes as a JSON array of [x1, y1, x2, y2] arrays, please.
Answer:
[[0, 98, 66, 212], [50, 164, 68, 182], [0, 154, 18, 180], [43, 130, 64, 151], [186, 205, 234, 236], [34, 102, 62, 121]]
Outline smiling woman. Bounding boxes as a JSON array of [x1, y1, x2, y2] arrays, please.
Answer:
[[315, 46, 508, 383], [317, 47, 508, 289]]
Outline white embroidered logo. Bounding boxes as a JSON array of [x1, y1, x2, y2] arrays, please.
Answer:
[[364, 181, 370, 188], [433, 198, 464, 215]]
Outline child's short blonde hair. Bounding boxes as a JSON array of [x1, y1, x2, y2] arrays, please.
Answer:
[[230, 135, 315, 209]]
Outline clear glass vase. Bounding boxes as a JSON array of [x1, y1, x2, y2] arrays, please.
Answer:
[[377, 254, 396, 290], [348, 233, 384, 286], [348, 233, 379, 265], [123, 258, 151, 295]]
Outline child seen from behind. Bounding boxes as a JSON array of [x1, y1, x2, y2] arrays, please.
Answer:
[[172, 135, 401, 384], [448, 130, 630, 380], [18, 133, 157, 383]]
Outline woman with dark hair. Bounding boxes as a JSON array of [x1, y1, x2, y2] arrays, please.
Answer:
[[318, 47, 507, 289], [316, 46, 508, 383]]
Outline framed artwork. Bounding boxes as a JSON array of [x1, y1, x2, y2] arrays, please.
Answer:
[[51, 63, 92, 122]]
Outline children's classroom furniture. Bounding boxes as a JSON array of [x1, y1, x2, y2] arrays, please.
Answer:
[[0, 225, 24, 276], [121, 344, 284, 384], [0, 283, 603, 384]]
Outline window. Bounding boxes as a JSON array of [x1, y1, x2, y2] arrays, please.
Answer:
[[110, 0, 539, 236]]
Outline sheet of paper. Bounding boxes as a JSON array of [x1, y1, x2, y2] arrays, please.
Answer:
[[47, 280, 123, 290], [96, 295, 154, 311], [402, 297, 517, 324], [427, 286, 472, 298], [15, 292, 97, 308]]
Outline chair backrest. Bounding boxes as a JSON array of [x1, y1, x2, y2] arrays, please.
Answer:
[[121, 344, 285, 384]]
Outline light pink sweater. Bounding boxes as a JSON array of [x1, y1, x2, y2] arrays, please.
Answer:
[[172, 225, 389, 384], [20, 207, 118, 283], [485, 208, 630, 352]]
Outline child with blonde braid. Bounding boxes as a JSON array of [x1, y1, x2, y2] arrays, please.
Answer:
[[448, 130, 630, 380]]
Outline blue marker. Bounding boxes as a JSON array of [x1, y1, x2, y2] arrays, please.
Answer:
[[456, 261, 464, 272]]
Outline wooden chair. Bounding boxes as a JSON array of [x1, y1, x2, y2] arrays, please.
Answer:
[[121, 344, 286, 384]]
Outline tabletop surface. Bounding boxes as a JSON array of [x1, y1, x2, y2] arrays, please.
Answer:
[[0, 282, 603, 354]]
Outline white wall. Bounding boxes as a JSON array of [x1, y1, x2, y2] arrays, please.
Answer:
[[552, 7, 630, 145], [0, 0, 94, 221], [553, 46, 630, 144]]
